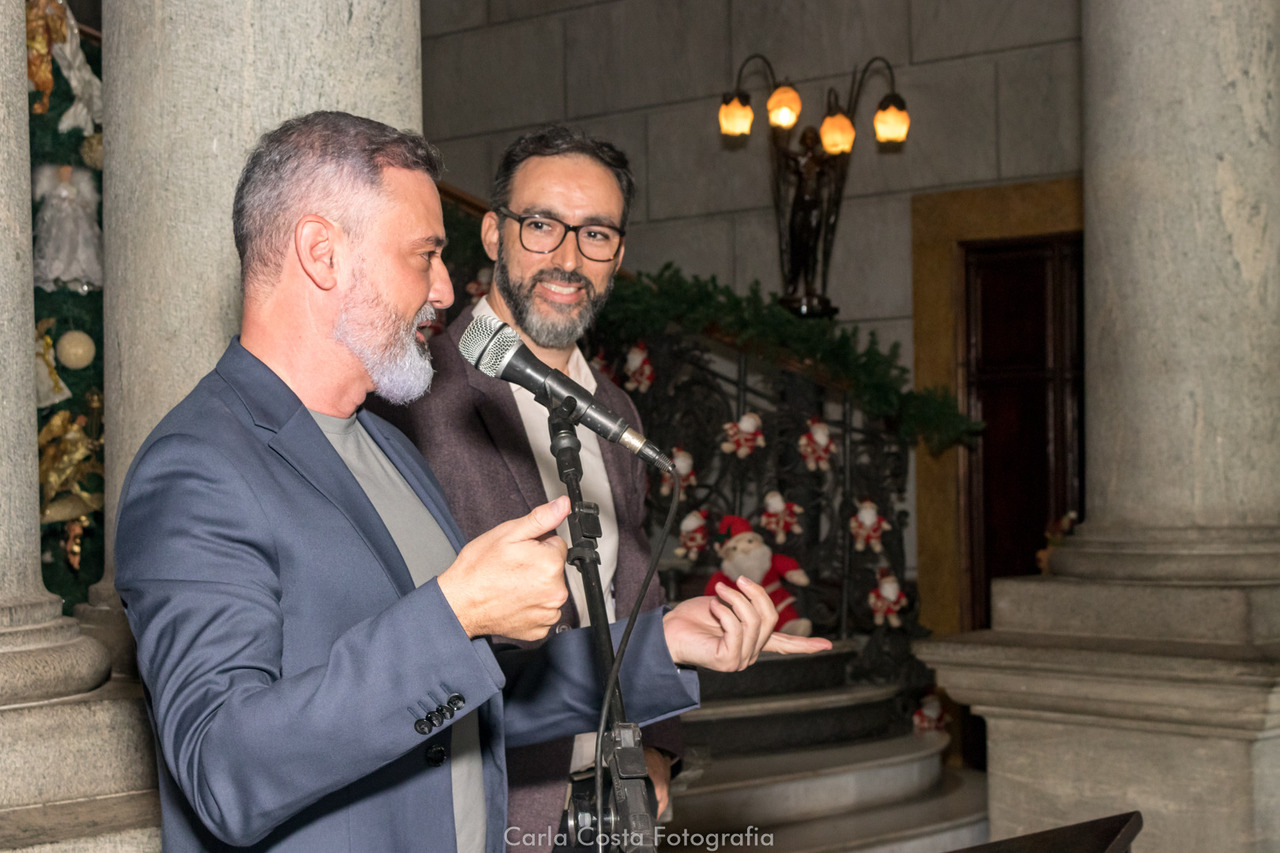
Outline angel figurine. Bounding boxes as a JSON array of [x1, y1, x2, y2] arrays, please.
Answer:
[[33, 164, 102, 294]]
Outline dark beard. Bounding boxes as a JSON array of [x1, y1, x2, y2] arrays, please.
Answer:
[[493, 236, 613, 350]]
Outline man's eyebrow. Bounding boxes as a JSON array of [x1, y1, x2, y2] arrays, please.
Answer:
[[411, 235, 448, 250], [520, 206, 621, 230]]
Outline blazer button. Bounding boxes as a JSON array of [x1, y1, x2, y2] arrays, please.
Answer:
[[555, 624, 569, 634], [414, 718, 434, 736], [426, 744, 447, 767], [439, 703, 454, 720], [427, 710, 445, 728], [447, 693, 465, 710]]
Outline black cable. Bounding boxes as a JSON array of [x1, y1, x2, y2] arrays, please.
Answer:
[[592, 478, 682, 851]]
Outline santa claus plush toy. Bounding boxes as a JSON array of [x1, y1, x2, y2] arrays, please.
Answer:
[[589, 348, 618, 384], [868, 566, 908, 628], [623, 342, 654, 393], [705, 515, 812, 636], [721, 412, 766, 458], [849, 499, 892, 553], [660, 447, 698, 497], [465, 266, 493, 304], [797, 417, 836, 472], [674, 509, 709, 562], [759, 490, 804, 544], [913, 692, 950, 733]]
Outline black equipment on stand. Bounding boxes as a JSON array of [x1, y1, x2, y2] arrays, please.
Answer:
[[547, 398, 659, 853]]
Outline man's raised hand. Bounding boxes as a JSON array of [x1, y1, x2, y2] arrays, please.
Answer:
[[662, 576, 832, 671], [437, 496, 571, 641]]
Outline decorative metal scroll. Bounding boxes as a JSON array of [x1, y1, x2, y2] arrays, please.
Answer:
[[590, 328, 932, 689]]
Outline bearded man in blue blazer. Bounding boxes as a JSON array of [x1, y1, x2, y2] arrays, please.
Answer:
[[114, 111, 829, 853]]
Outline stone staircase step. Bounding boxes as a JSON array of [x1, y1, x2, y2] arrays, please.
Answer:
[[672, 732, 947, 832], [664, 768, 988, 853], [680, 683, 903, 755], [697, 640, 865, 700], [0, 790, 160, 852]]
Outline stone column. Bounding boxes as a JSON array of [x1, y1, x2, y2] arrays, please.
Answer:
[[0, 3, 111, 710], [87, 0, 424, 677], [917, 1, 1280, 851], [0, 6, 156, 840]]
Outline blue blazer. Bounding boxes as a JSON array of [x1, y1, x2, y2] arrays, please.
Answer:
[[115, 339, 698, 852]]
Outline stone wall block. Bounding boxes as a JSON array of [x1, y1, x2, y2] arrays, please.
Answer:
[[910, 0, 1080, 62], [985, 717, 1274, 851], [730, 0, 910, 84], [730, 209, 782, 297], [826, 193, 913, 320], [435, 135, 495, 199], [993, 576, 1280, 644], [424, 18, 565, 138], [646, 100, 773, 220], [0, 681, 156, 809], [845, 58, 999, 195], [622, 216, 734, 285], [490, 0, 603, 24], [998, 42, 1081, 178], [565, 0, 729, 118], [420, 0, 487, 37]]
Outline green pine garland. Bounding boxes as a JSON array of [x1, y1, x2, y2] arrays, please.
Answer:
[[594, 264, 983, 454]]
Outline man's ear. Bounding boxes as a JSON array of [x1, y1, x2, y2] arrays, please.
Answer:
[[481, 211, 501, 262], [296, 215, 340, 291]]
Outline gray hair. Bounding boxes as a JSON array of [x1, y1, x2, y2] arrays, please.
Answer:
[[233, 111, 443, 289]]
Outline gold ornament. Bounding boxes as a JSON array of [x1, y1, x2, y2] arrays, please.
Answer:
[[26, 0, 68, 115], [35, 318, 64, 394], [37, 408, 103, 520], [79, 132, 104, 170], [55, 329, 95, 369]]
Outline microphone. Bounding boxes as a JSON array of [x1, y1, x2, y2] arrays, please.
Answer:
[[458, 315, 674, 473]]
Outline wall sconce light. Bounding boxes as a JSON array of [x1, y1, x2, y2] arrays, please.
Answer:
[[719, 54, 910, 318]]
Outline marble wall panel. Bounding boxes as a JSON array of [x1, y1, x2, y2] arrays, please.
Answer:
[[910, 0, 1080, 62], [434, 135, 493, 199], [826, 193, 913, 321], [844, 57, 999, 195], [565, 0, 730, 117], [730, 0, 910, 84], [998, 43, 1081, 178], [421, 0, 486, 37], [732, 209, 785, 297], [490, 0, 606, 24], [646, 100, 774, 220], [622, 216, 734, 284], [423, 18, 565, 138], [573, 113, 651, 225]]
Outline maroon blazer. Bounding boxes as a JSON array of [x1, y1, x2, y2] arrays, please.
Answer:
[[369, 303, 680, 851]]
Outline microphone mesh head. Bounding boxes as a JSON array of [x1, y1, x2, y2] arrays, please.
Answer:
[[458, 314, 521, 378]]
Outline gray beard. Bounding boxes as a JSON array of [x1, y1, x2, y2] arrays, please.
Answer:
[[493, 237, 612, 350], [333, 270, 436, 404]]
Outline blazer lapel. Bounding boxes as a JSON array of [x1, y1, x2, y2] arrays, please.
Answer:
[[270, 410, 417, 598], [446, 313, 548, 516]]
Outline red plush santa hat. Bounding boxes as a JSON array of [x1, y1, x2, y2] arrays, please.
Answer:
[[876, 566, 895, 581], [716, 515, 754, 543]]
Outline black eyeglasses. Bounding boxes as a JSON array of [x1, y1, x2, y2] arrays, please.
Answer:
[[496, 207, 625, 262]]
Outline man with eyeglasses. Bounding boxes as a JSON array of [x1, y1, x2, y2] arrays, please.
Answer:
[[371, 126, 673, 852]]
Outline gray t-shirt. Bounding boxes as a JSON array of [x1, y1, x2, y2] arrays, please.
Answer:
[[312, 410, 485, 853]]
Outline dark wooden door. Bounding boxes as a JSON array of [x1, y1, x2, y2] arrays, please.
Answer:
[[964, 234, 1083, 631]]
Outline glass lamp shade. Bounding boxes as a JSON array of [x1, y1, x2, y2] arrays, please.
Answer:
[[819, 111, 855, 154], [873, 93, 910, 143], [719, 94, 754, 136], [766, 85, 802, 129]]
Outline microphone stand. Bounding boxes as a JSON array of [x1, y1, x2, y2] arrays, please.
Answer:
[[548, 399, 657, 853]]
